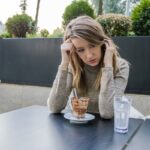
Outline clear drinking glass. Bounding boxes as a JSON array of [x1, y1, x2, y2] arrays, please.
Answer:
[[114, 95, 132, 133]]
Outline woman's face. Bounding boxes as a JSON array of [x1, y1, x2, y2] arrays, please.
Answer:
[[71, 37, 102, 67]]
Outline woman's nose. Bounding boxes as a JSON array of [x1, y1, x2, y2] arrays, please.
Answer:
[[86, 50, 93, 59]]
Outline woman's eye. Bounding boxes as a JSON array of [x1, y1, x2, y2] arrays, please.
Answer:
[[89, 44, 96, 48], [77, 48, 84, 53]]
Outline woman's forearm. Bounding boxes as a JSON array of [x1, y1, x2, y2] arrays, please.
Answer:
[[99, 67, 115, 119], [99, 61, 129, 119], [47, 66, 72, 113]]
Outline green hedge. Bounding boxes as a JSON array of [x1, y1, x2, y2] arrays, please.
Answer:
[[131, 0, 150, 35], [96, 13, 132, 36]]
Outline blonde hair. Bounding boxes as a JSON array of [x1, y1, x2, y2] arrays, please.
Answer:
[[64, 16, 119, 96]]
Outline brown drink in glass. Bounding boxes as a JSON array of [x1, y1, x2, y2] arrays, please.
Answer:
[[71, 97, 89, 118]]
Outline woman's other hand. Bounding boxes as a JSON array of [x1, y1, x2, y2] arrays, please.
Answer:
[[103, 40, 115, 67], [60, 39, 74, 66]]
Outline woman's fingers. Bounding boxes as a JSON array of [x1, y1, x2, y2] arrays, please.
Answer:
[[104, 39, 115, 53], [103, 39, 114, 67], [60, 40, 74, 65], [61, 43, 72, 51]]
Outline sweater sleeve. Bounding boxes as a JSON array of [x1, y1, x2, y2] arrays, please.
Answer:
[[98, 58, 129, 119], [47, 65, 73, 113]]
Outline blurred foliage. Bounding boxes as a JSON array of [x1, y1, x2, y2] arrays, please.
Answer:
[[5, 14, 36, 38], [0, 32, 12, 38], [96, 13, 132, 36], [103, 0, 126, 14], [40, 29, 49, 37], [62, 0, 95, 28], [131, 0, 150, 35], [26, 33, 41, 38], [26, 27, 64, 38], [89, 0, 103, 16], [49, 27, 64, 38], [20, 0, 27, 14]]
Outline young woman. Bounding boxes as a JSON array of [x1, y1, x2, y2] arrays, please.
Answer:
[[47, 16, 129, 119]]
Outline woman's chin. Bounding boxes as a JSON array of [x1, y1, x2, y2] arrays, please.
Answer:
[[87, 62, 99, 67]]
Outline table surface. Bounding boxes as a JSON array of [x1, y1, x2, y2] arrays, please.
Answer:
[[0, 105, 143, 150], [126, 119, 150, 150]]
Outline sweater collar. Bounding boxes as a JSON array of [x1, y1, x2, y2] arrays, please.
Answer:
[[83, 63, 100, 73]]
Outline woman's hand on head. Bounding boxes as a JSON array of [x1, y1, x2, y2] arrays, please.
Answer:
[[103, 40, 115, 67], [60, 39, 74, 66]]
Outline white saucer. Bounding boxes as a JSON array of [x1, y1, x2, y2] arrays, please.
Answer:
[[64, 113, 95, 123]]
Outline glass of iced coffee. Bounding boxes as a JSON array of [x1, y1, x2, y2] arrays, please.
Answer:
[[71, 97, 89, 118]]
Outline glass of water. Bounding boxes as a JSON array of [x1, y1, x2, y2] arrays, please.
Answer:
[[114, 95, 132, 133]]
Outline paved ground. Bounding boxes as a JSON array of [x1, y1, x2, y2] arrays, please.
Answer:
[[0, 83, 50, 114], [0, 83, 150, 116]]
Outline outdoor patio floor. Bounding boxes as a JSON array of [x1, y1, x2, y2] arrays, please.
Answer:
[[0, 83, 150, 116]]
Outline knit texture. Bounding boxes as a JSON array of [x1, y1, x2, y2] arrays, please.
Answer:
[[47, 57, 129, 119]]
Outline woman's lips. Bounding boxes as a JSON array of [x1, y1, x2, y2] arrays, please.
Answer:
[[88, 59, 96, 64]]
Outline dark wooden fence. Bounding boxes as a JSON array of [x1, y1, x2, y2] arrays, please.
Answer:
[[0, 38, 62, 87], [0, 37, 150, 94]]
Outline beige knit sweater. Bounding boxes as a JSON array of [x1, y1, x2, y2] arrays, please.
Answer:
[[47, 57, 129, 119]]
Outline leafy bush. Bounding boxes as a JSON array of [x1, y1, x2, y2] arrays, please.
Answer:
[[5, 14, 36, 37], [96, 13, 132, 36], [62, 0, 95, 27], [131, 0, 150, 35], [40, 29, 49, 37], [0, 32, 12, 38]]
